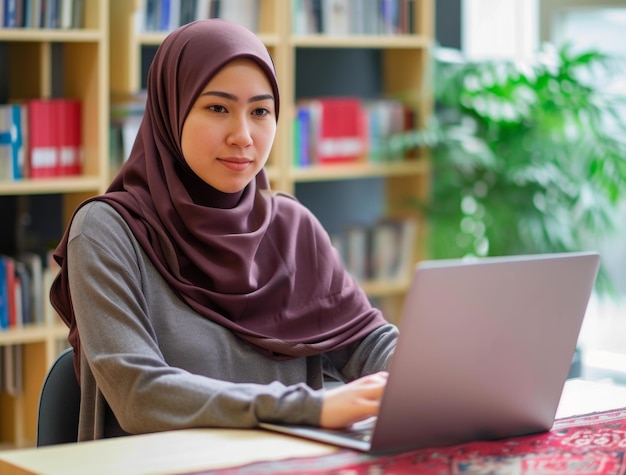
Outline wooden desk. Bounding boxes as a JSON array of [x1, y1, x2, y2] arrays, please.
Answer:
[[1, 379, 625, 475]]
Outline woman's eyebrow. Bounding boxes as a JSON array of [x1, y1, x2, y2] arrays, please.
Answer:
[[200, 91, 274, 103]]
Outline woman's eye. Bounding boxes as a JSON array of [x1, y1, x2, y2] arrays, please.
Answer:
[[252, 107, 270, 117], [208, 104, 227, 113]]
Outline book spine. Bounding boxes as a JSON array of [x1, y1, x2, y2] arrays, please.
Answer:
[[194, 0, 210, 20], [159, 0, 171, 31], [0, 105, 14, 180], [4, 0, 18, 28], [27, 99, 59, 178], [2, 256, 17, 329], [294, 106, 312, 167], [316, 98, 367, 164], [12, 104, 25, 180], [57, 99, 82, 176]]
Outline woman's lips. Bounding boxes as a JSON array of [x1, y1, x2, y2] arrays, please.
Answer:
[[218, 158, 252, 171]]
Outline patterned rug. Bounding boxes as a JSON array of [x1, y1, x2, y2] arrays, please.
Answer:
[[206, 408, 626, 474]]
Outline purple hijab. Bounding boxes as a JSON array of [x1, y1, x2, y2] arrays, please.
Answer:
[[50, 19, 387, 374]]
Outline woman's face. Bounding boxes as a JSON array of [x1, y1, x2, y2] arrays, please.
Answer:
[[181, 58, 277, 193]]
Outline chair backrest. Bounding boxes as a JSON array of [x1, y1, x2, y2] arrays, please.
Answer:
[[36, 347, 80, 446]]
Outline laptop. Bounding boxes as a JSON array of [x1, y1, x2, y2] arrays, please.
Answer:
[[260, 251, 601, 454]]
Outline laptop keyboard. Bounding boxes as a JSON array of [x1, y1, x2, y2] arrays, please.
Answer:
[[330, 417, 376, 442]]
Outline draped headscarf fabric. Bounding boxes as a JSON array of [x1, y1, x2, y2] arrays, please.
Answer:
[[50, 19, 387, 375]]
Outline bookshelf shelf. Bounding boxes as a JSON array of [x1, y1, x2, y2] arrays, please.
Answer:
[[291, 35, 431, 49], [0, 28, 103, 43], [289, 160, 430, 182], [0, 29, 104, 42], [360, 279, 411, 297], [135, 31, 282, 47], [0, 324, 68, 346], [0, 177, 105, 195]]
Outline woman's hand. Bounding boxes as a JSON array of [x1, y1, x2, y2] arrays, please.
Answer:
[[320, 371, 389, 429]]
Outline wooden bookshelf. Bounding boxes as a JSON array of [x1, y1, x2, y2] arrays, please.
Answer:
[[0, 0, 109, 449], [0, 0, 432, 451]]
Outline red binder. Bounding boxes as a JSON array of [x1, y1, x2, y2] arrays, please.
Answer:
[[315, 98, 367, 164], [57, 99, 82, 176], [27, 99, 59, 178]]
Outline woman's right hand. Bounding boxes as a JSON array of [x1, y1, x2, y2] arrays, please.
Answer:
[[320, 371, 389, 429]]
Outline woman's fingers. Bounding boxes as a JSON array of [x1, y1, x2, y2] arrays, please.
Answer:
[[320, 372, 389, 429]]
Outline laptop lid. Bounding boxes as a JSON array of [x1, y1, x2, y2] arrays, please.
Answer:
[[261, 251, 600, 454], [369, 251, 600, 453]]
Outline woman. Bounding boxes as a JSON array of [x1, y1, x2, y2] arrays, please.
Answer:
[[50, 18, 398, 441]]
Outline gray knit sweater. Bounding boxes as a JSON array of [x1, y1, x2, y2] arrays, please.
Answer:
[[66, 201, 398, 440]]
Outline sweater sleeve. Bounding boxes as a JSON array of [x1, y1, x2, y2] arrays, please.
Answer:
[[322, 324, 398, 382], [67, 202, 323, 435]]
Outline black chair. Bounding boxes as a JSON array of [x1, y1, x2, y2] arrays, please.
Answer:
[[36, 347, 80, 446]]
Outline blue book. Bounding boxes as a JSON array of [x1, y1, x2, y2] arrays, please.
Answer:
[[296, 106, 311, 167], [4, 0, 17, 27], [11, 105, 24, 179], [160, 0, 171, 31], [0, 104, 25, 180]]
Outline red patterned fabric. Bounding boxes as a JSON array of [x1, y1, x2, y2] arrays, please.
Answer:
[[205, 408, 626, 474]]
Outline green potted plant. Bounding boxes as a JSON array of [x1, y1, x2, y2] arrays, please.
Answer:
[[411, 43, 626, 294]]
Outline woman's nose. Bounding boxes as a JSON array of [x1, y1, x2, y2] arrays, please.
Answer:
[[227, 117, 253, 147]]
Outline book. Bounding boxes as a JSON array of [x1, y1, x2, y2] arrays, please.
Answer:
[[57, 99, 82, 176], [72, 0, 85, 28], [2, 256, 17, 328], [0, 104, 15, 180], [111, 92, 146, 163], [13, 260, 31, 326], [27, 99, 59, 178], [322, 0, 350, 35], [45, 0, 60, 28], [0, 103, 25, 180], [218, 0, 258, 31], [370, 217, 417, 281], [43, 250, 61, 326], [3, 345, 23, 396], [157, 0, 171, 30], [293, 106, 312, 167], [18, 252, 44, 325], [59, 0, 73, 28], [315, 98, 367, 164], [3, 0, 18, 27], [27, 0, 44, 28], [370, 220, 400, 281], [343, 224, 370, 281], [179, 0, 197, 24], [144, 0, 160, 30], [194, 0, 211, 20]]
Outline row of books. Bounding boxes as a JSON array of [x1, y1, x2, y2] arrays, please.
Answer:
[[0, 344, 23, 396], [293, 0, 417, 36], [140, 0, 259, 33], [0, 252, 59, 331], [1, 0, 84, 29], [331, 217, 417, 283], [293, 97, 416, 167], [0, 99, 82, 181]]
